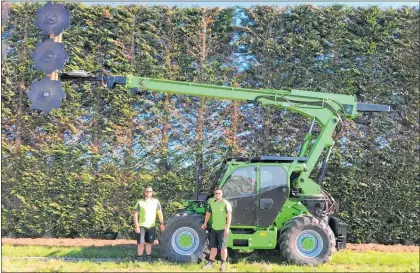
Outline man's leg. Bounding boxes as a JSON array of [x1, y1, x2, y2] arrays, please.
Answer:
[[202, 248, 218, 268], [137, 244, 145, 256], [220, 248, 228, 261], [219, 231, 228, 271], [145, 243, 152, 255], [203, 229, 218, 268], [137, 228, 146, 262], [144, 227, 156, 263], [209, 247, 218, 261]]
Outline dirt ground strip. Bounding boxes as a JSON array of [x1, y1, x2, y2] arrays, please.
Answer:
[[1, 238, 419, 253]]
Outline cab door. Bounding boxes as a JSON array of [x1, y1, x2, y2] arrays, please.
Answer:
[[222, 166, 257, 226], [256, 165, 289, 228]]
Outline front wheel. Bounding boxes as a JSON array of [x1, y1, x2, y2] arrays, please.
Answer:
[[160, 212, 209, 263], [279, 215, 335, 265]]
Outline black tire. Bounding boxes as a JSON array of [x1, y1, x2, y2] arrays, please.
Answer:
[[279, 215, 335, 265], [160, 212, 209, 263]]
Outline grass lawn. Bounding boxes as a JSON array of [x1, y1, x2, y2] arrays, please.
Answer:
[[2, 244, 419, 272]]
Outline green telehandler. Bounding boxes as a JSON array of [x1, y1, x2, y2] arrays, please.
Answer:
[[27, 2, 390, 266]]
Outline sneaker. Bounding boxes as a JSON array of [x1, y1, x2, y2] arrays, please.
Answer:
[[137, 256, 143, 262], [146, 256, 153, 263], [219, 262, 226, 272], [202, 261, 213, 269]]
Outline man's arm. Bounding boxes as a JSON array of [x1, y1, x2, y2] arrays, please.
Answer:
[[225, 212, 232, 234], [224, 202, 232, 235], [156, 200, 165, 231], [133, 211, 139, 232], [132, 202, 140, 233], [201, 204, 212, 230], [157, 210, 164, 224], [201, 212, 211, 230]]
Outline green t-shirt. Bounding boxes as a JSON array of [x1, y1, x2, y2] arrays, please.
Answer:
[[206, 198, 232, 231], [132, 198, 162, 228]]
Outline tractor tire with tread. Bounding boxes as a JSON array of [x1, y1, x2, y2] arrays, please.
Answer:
[[160, 212, 209, 263], [279, 215, 335, 265]]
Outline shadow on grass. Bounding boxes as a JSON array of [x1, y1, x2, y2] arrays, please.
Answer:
[[7, 243, 288, 265], [228, 249, 287, 265], [56, 245, 286, 266], [31, 245, 151, 259]]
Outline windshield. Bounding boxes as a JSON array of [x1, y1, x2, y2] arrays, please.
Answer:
[[222, 166, 257, 198], [208, 161, 228, 194]]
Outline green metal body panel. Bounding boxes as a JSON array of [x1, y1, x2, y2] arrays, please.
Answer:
[[228, 226, 278, 250], [298, 132, 312, 157], [273, 199, 310, 229]]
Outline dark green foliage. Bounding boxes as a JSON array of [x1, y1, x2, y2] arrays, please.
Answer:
[[1, 3, 418, 243]]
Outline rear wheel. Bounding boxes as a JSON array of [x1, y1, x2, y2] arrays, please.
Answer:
[[160, 212, 209, 263], [279, 215, 335, 265]]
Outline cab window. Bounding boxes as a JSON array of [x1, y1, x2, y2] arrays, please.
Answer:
[[259, 166, 288, 193], [222, 166, 256, 198]]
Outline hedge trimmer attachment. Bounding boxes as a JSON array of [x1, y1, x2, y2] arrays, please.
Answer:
[[27, 76, 66, 113], [28, 2, 70, 114], [34, 2, 70, 35], [31, 38, 69, 74]]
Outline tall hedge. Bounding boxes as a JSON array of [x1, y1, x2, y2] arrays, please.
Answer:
[[1, 3, 418, 243]]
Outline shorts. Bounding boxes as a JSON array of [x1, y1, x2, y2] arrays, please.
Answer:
[[136, 226, 156, 244], [209, 228, 228, 249]]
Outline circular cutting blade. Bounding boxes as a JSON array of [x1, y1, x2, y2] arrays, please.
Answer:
[[34, 2, 70, 35], [28, 77, 66, 114], [32, 38, 69, 74]]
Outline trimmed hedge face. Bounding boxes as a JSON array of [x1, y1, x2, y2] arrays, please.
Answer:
[[1, 3, 418, 243]]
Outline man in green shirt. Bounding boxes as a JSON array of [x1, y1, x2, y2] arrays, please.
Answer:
[[132, 186, 165, 263], [201, 187, 232, 272]]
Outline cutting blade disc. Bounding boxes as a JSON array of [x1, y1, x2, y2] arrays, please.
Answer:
[[34, 2, 70, 35], [32, 38, 69, 74], [27, 77, 66, 114]]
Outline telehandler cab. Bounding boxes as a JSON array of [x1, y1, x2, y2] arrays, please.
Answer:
[[26, 2, 390, 265]]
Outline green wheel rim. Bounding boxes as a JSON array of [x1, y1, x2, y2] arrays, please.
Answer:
[[295, 230, 323, 258], [171, 227, 200, 255], [178, 233, 193, 248]]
